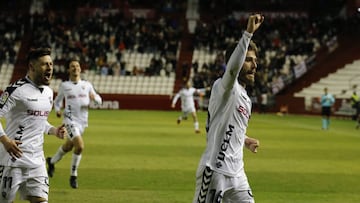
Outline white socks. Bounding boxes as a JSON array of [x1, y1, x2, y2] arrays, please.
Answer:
[[51, 146, 66, 163], [71, 154, 82, 176], [194, 121, 199, 130], [51, 146, 82, 177]]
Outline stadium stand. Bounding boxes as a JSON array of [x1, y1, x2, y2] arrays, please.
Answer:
[[0, 64, 15, 91], [1, 0, 359, 112], [294, 59, 360, 99]]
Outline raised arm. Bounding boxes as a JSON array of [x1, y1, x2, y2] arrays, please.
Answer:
[[221, 14, 264, 90]]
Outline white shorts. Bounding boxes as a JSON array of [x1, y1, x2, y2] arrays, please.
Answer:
[[0, 165, 49, 202], [193, 166, 254, 203], [65, 122, 85, 139], [182, 105, 196, 116]]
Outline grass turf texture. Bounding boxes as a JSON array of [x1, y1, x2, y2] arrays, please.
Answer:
[[16, 110, 360, 202]]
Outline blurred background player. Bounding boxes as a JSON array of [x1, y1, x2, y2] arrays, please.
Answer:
[[321, 87, 335, 130], [0, 48, 66, 203], [350, 91, 360, 128], [46, 57, 102, 189], [171, 80, 206, 133], [192, 14, 262, 203]]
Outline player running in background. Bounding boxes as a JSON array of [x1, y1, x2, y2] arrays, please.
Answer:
[[0, 48, 66, 203], [46, 57, 102, 189], [171, 80, 206, 133], [193, 14, 263, 203], [321, 87, 335, 130]]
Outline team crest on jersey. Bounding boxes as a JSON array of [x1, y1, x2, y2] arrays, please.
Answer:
[[0, 91, 9, 106]]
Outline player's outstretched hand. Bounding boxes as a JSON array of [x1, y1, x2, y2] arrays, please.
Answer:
[[246, 14, 264, 34]]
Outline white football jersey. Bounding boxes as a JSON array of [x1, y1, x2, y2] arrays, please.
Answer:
[[0, 77, 54, 168], [198, 31, 253, 177], [172, 87, 198, 111], [54, 80, 101, 128]]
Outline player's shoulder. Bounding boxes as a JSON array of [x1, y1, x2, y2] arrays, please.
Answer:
[[83, 79, 93, 85], [0, 78, 29, 107], [3, 78, 29, 96], [85, 80, 96, 90]]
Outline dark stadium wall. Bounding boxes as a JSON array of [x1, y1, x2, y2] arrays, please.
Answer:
[[94, 94, 173, 110]]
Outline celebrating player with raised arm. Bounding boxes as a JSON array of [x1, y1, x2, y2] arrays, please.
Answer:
[[47, 57, 102, 189], [193, 14, 263, 203], [0, 48, 66, 203]]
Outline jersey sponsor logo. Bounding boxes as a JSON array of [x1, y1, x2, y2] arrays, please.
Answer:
[[27, 98, 38, 102], [0, 91, 9, 107], [16, 126, 25, 135], [216, 124, 234, 168], [67, 95, 76, 99], [237, 105, 250, 119], [27, 109, 50, 117]]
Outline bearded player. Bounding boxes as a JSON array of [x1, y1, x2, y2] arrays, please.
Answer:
[[193, 14, 263, 203], [0, 48, 66, 203]]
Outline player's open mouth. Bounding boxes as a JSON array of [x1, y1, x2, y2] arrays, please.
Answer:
[[44, 72, 52, 80]]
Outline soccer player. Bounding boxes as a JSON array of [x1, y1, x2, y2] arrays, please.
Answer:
[[350, 91, 360, 128], [321, 87, 335, 130], [192, 14, 263, 203], [46, 57, 102, 189], [0, 48, 66, 203], [171, 80, 205, 133]]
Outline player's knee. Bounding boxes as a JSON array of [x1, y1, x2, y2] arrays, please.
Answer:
[[62, 144, 73, 152], [28, 196, 47, 203], [74, 145, 84, 154]]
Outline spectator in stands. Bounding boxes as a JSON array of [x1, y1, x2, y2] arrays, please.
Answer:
[[171, 80, 205, 133], [100, 64, 109, 75], [259, 87, 269, 113], [321, 87, 335, 130]]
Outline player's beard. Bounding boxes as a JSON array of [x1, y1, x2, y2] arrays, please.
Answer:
[[33, 70, 52, 86], [238, 70, 255, 87]]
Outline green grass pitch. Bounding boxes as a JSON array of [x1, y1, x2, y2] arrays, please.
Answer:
[[17, 110, 360, 202]]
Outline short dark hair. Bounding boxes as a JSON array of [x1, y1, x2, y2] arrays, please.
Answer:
[[27, 47, 51, 63], [225, 40, 258, 64], [66, 57, 81, 69]]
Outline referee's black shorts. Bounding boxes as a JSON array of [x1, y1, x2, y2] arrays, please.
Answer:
[[322, 106, 331, 116]]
